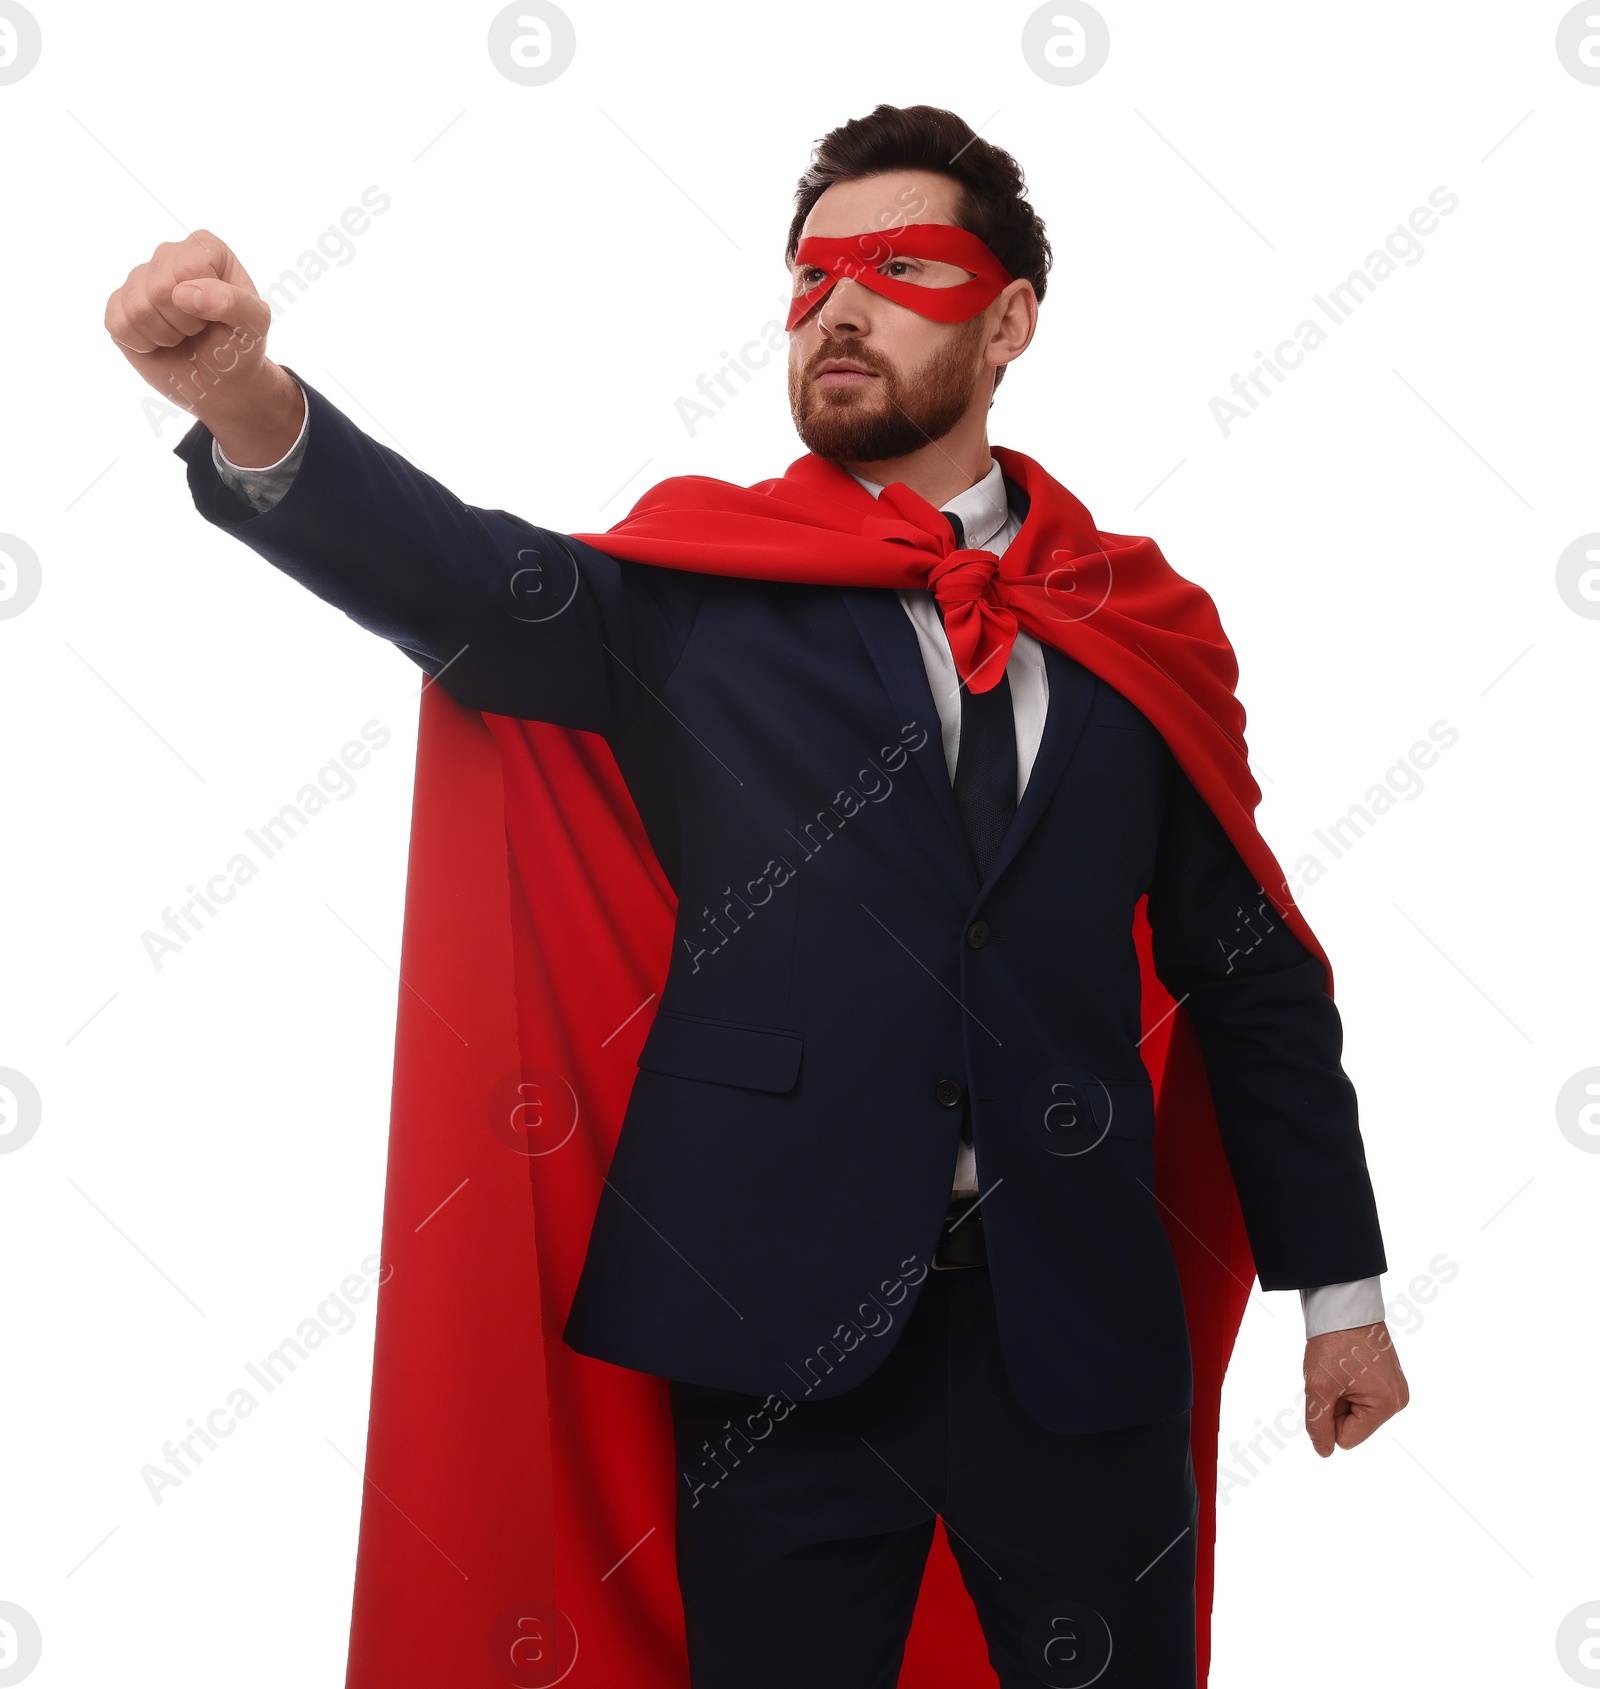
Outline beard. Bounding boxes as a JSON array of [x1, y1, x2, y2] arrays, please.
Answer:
[[788, 317, 988, 464]]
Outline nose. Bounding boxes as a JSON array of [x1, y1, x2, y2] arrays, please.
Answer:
[[817, 275, 874, 338]]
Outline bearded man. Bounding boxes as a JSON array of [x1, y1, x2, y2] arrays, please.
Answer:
[[106, 102, 1406, 1689]]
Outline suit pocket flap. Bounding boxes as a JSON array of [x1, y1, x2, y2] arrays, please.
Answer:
[[1096, 1077, 1156, 1143], [1021, 1065, 1155, 1156], [1090, 681, 1153, 733], [636, 1011, 803, 1094]]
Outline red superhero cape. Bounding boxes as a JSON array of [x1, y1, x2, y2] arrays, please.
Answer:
[[343, 448, 1331, 1688]]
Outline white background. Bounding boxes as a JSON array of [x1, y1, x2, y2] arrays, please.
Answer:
[[2, 1, 1597, 1684]]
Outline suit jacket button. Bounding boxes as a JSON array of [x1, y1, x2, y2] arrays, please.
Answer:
[[935, 1078, 964, 1108], [966, 920, 991, 949]]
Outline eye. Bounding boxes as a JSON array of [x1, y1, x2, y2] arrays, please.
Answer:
[[795, 265, 825, 288], [882, 259, 917, 278]]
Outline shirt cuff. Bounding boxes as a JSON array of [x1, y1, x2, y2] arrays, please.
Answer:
[[210, 382, 310, 513], [1300, 1276, 1386, 1339]]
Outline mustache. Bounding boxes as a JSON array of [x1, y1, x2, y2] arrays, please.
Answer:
[[805, 339, 894, 380]]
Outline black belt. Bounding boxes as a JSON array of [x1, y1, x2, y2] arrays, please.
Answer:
[[931, 1192, 988, 1271]]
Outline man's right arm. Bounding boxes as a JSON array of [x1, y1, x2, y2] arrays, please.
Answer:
[[107, 231, 662, 731], [173, 372, 637, 730]]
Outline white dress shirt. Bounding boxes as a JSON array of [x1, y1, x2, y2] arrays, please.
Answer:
[[208, 393, 1385, 1338]]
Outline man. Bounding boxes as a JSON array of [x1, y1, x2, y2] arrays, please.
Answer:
[[107, 104, 1406, 1689]]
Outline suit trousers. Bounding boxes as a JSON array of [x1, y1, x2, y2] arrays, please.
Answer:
[[668, 1261, 1199, 1688]]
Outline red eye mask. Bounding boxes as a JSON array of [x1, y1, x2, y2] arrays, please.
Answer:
[[785, 222, 1014, 331]]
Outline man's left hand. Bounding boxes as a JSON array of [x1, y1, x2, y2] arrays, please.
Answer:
[[1303, 1321, 1409, 1457]]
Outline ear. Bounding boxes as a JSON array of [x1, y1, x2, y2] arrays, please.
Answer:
[[987, 278, 1038, 370]]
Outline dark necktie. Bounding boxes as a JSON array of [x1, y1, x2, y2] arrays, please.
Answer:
[[942, 509, 1017, 883]]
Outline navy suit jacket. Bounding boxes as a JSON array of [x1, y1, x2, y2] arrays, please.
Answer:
[[176, 376, 1386, 1434]]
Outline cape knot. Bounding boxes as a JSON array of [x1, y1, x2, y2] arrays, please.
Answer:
[[927, 546, 1002, 608]]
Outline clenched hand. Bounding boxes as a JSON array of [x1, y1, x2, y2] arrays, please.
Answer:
[[104, 229, 303, 467], [1304, 1321, 1410, 1456]]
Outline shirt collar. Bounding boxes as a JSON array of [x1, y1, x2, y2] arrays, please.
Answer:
[[847, 456, 1011, 551]]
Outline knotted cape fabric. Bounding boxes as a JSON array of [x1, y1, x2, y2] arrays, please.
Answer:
[[344, 447, 1326, 1688]]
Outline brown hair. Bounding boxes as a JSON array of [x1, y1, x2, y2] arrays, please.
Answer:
[[786, 103, 1052, 391]]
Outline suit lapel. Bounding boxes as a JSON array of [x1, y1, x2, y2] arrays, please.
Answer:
[[840, 588, 975, 871], [959, 473, 1099, 895], [979, 642, 1098, 895]]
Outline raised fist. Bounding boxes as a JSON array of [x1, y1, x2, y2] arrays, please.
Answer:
[[105, 229, 305, 465]]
